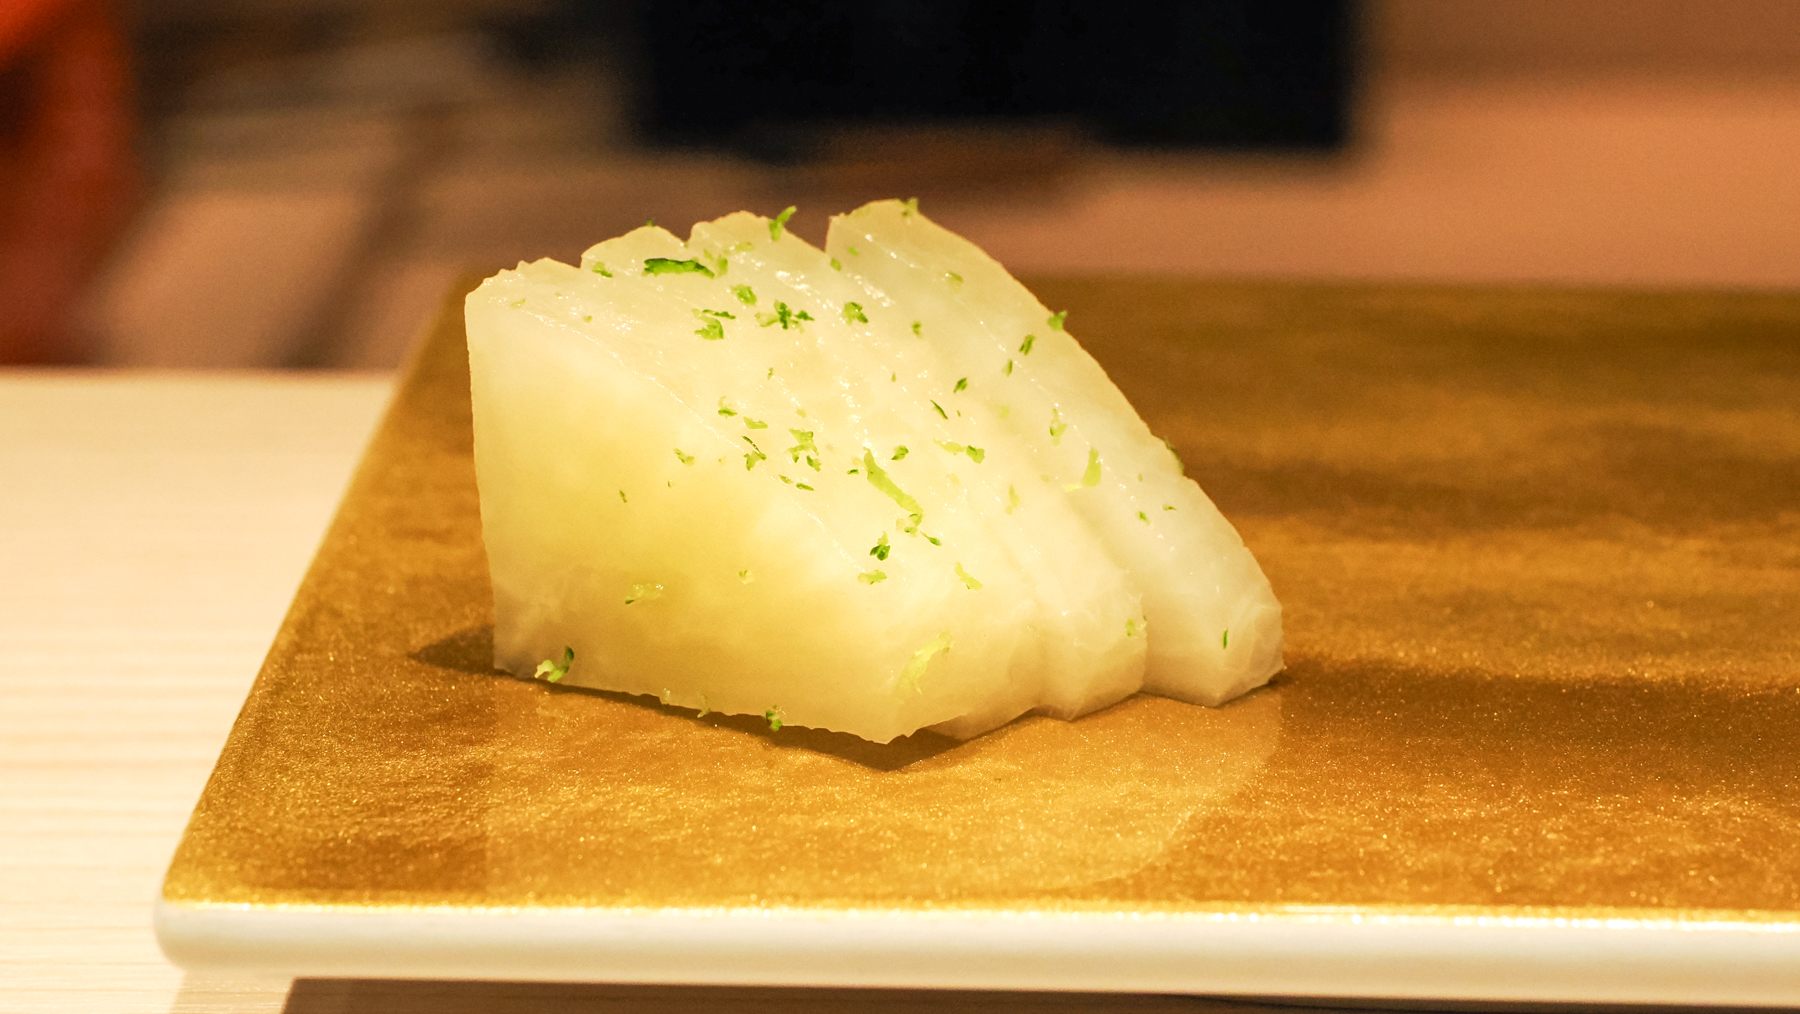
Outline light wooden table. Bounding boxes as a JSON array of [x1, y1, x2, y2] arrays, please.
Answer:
[[0, 371, 1321, 1013], [1, 373, 389, 1013]]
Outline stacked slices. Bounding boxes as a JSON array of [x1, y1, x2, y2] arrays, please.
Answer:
[[464, 200, 1282, 743]]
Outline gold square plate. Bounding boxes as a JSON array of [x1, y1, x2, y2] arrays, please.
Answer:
[[159, 279, 1800, 1005]]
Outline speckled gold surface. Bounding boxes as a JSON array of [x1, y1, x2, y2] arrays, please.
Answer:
[[164, 279, 1800, 919]]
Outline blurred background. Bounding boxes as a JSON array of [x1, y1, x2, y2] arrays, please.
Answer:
[[3, 0, 1797, 368]]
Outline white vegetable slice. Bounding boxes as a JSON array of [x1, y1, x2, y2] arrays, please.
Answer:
[[466, 214, 1148, 742], [826, 200, 1284, 704]]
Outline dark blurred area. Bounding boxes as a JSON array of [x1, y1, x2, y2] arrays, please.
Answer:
[[634, 2, 1353, 153], [2, 0, 1797, 368]]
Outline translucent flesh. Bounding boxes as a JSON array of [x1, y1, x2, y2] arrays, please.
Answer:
[[467, 214, 1157, 742], [826, 201, 1284, 704]]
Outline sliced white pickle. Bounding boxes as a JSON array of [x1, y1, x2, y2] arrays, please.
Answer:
[[465, 201, 1279, 743]]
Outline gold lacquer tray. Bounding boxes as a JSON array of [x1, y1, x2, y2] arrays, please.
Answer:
[[158, 279, 1800, 1005]]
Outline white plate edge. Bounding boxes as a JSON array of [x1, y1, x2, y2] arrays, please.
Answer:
[[155, 900, 1800, 1005]]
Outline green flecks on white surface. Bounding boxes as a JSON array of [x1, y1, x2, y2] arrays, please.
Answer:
[[532, 645, 574, 682], [898, 631, 952, 695], [644, 257, 713, 277], [769, 205, 797, 240]]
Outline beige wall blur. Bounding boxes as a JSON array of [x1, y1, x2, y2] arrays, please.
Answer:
[[958, 0, 1800, 286], [81, 0, 1800, 367]]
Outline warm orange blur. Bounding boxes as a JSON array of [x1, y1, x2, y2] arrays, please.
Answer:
[[0, 0, 137, 364]]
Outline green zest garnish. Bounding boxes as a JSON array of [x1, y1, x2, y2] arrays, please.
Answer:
[[862, 450, 923, 529], [901, 196, 920, 216], [954, 562, 982, 590], [829, 257, 842, 271], [644, 257, 713, 277], [693, 314, 725, 341], [1162, 437, 1186, 474], [618, 489, 628, 503], [738, 569, 753, 583], [732, 284, 757, 305], [945, 271, 963, 289], [591, 262, 613, 277], [898, 631, 952, 695], [533, 646, 574, 683], [764, 707, 784, 731], [1019, 333, 1036, 355], [1163, 503, 1176, 511], [842, 301, 868, 324], [787, 429, 819, 470], [1125, 618, 1141, 638], [847, 244, 861, 256], [911, 320, 923, 337], [743, 417, 768, 429], [1006, 484, 1020, 514], [870, 533, 891, 560], [891, 446, 909, 460], [1048, 310, 1067, 331], [930, 400, 947, 419], [1003, 359, 1014, 376], [756, 301, 813, 329], [743, 435, 767, 470], [1078, 447, 1102, 488], [858, 569, 888, 584], [674, 448, 695, 465], [953, 377, 968, 393], [1049, 406, 1067, 443], [1222, 628, 1230, 648], [770, 205, 796, 240], [935, 440, 984, 463], [795, 481, 815, 491], [624, 582, 664, 605], [717, 399, 737, 416]]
